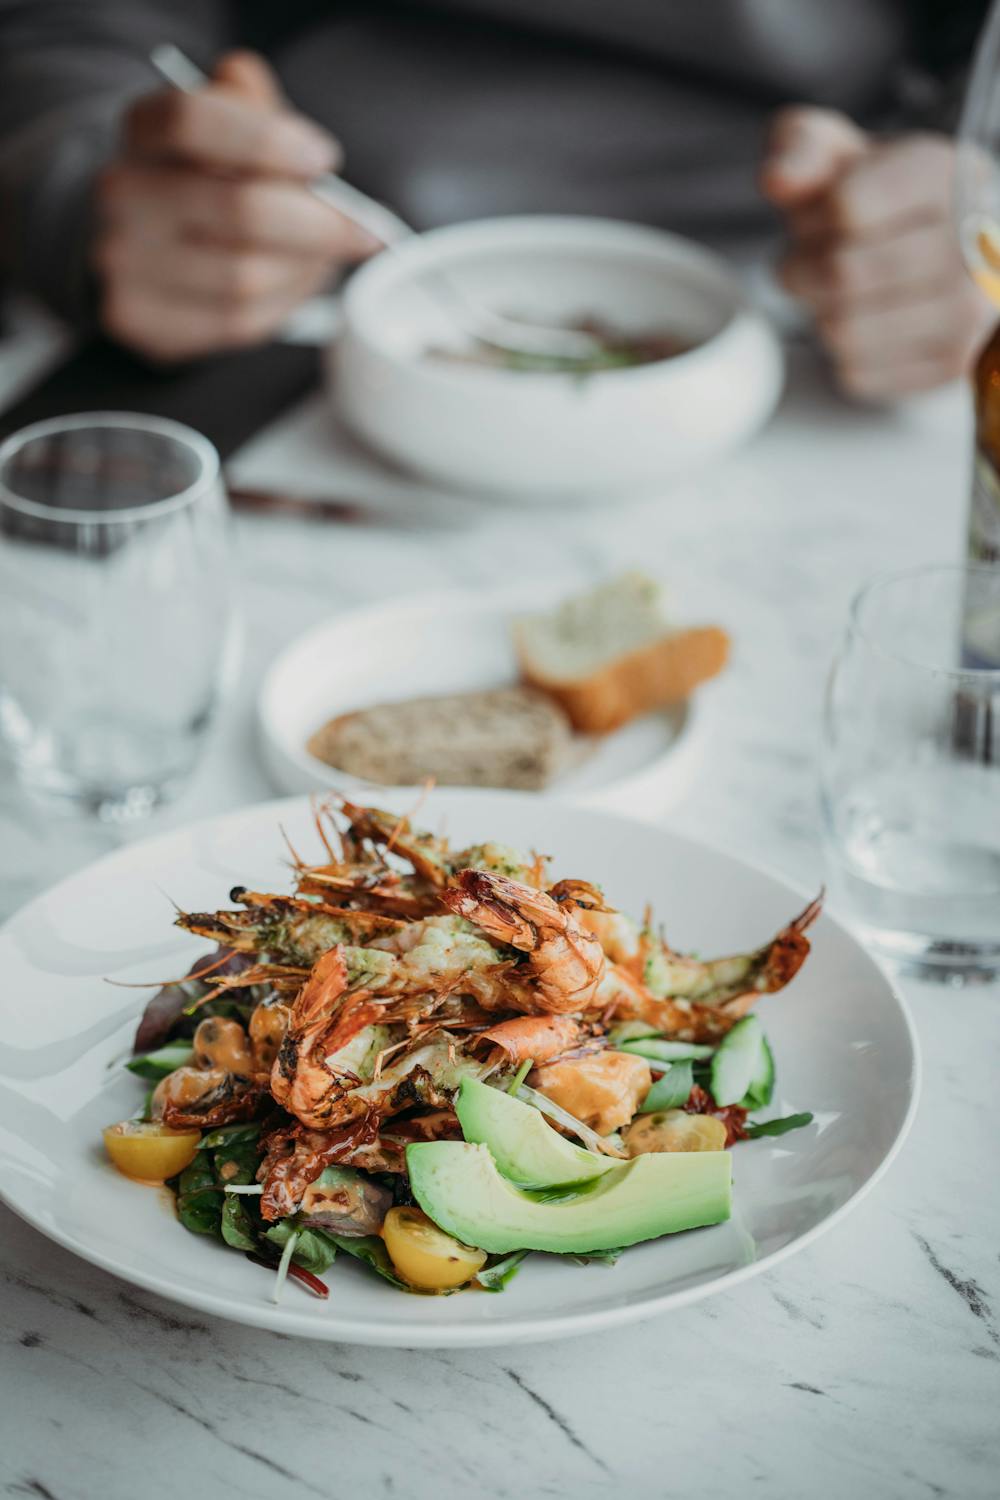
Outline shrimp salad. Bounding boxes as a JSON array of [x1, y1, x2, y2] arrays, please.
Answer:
[[104, 799, 819, 1302]]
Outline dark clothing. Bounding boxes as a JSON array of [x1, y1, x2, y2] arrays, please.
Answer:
[[0, 0, 988, 325]]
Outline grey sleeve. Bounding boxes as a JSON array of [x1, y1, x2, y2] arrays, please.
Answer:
[[0, 1, 231, 327]]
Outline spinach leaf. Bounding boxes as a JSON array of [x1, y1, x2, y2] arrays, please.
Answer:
[[200, 1122, 261, 1151], [170, 1126, 264, 1241], [125, 1043, 195, 1081], [183, 996, 257, 1031], [133, 947, 258, 1052], [221, 1193, 259, 1251], [330, 1234, 411, 1291], [214, 1139, 261, 1188], [476, 1250, 530, 1292], [174, 1151, 223, 1237], [744, 1112, 814, 1139], [639, 1060, 694, 1113], [265, 1220, 339, 1275]]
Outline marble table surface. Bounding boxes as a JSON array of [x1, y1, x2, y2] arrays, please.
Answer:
[[1, 327, 998, 1500]]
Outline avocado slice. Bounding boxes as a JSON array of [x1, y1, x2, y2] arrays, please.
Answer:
[[455, 1078, 614, 1188], [406, 1140, 732, 1254]]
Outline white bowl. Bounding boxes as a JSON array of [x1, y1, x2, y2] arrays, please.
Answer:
[[332, 215, 784, 501], [257, 587, 708, 815]]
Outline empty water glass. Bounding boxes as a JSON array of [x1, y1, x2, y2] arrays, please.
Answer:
[[820, 564, 1000, 983], [0, 413, 233, 821]]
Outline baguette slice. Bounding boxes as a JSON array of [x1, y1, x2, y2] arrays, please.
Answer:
[[514, 574, 729, 734], [307, 686, 572, 791]]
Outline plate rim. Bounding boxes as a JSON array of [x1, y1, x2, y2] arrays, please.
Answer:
[[0, 791, 921, 1347]]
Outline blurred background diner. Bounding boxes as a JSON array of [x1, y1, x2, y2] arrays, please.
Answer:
[[0, 0, 994, 397]]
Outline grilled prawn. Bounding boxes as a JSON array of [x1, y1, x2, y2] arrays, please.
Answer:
[[441, 868, 607, 1013], [177, 890, 404, 966], [268, 945, 491, 1131], [601, 896, 822, 1040]]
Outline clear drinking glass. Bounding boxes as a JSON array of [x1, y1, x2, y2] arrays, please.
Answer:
[[820, 565, 1000, 984], [0, 413, 233, 821]]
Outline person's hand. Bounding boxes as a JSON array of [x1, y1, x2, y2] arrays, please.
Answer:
[[93, 51, 379, 361], [760, 106, 994, 400]]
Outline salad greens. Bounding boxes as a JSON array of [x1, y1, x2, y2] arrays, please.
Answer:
[[476, 1249, 530, 1291], [125, 1042, 194, 1081], [156, 1014, 813, 1301], [744, 1112, 814, 1139], [639, 1060, 694, 1113]]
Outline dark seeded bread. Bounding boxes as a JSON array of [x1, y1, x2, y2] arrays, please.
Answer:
[[307, 686, 572, 790]]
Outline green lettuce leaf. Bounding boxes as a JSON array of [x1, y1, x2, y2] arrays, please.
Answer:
[[744, 1112, 813, 1139], [639, 1060, 694, 1113], [265, 1220, 339, 1275]]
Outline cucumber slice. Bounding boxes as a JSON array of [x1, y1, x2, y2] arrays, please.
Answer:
[[742, 1036, 774, 1110], [620, 1038, 715, 1064], [710, 1016, 765, 1107], [607, 1021, 661, 1045], [125, 1042, 195, 1080]]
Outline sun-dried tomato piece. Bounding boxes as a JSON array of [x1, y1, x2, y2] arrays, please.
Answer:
[[684, 1084, 748, 1146]]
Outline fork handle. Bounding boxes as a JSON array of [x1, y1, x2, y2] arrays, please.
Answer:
[[307, 175, 412, 247], [149, 43, 412, 248]]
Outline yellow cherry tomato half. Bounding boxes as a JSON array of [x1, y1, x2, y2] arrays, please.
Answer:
[[623, 1108, 728, 1156], [381, 1206, 487, 1291], [102, 1121, 201, 1183]]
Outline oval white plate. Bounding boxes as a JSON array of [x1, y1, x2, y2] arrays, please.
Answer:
[[0, 790, 918, 1347], [257, 587, 705, 815]]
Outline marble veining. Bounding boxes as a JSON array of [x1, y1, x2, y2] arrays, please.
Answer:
[[1, 330, 998, 1499]]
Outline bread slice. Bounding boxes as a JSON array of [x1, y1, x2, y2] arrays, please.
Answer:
[[513, 574, 729, 734], [307, 686, 572, 790]]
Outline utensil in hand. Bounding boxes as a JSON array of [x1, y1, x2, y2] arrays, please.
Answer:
[[820, 563, 1000, 983], [149, 43, 602, 364], [0, 412, 234, 821]]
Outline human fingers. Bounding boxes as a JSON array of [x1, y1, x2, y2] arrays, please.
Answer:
[[838, 354, 975, 401], [94, 228, 331, 308], [123, 80, 338, 177], [211, 49, 285, 106], [817, 282, 992, 398], [779, 220, 965, 309], [99, 257, 333, 361], [788, 134, 956, 243], [759, 105, 868, 207], [97, 162, 379, 260]]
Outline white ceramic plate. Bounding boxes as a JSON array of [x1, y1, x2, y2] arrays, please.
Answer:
[[0, 790, 918, 1347], [257, 587, 704, 815]]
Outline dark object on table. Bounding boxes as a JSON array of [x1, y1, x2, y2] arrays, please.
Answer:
[[227, 486, 367, 524], [0, 337, 321, 459]]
